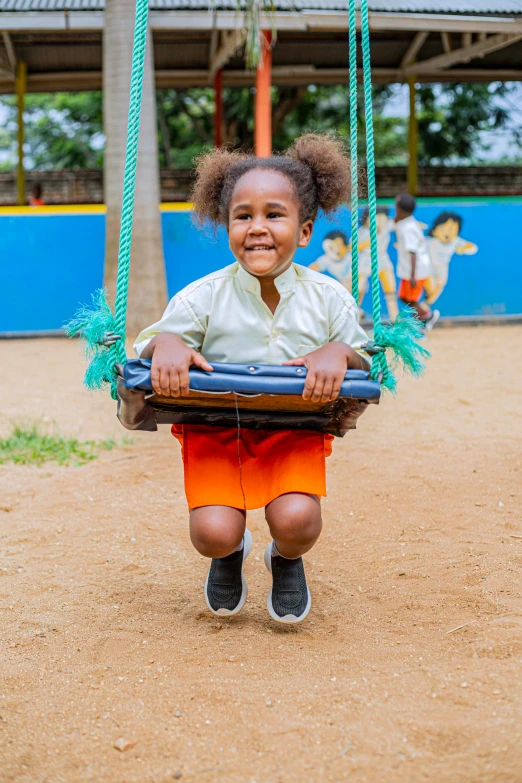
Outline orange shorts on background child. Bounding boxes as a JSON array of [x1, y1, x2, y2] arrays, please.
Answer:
[[398, 278, 427, 303]]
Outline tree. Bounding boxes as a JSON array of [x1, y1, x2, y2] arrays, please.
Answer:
[[103, 0, 166, 335], [0, 82, 520, 177], [273, 85, 408, 165], [416, 82, 519, 164], [0, 92, 103, 171]]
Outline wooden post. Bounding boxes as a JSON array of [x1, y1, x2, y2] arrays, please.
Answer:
[[213, 69, 223, 147], [16, 61, 27, 206], [254, 31, 272, 157], [407, 75, 418, 196]]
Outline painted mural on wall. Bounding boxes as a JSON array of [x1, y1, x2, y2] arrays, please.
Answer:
[[424, 212, 478, 306], [311, 208, 479, 321], [0, 199, 519, 334]]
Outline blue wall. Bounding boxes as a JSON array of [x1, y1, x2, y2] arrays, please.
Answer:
[[1, 199, 521, 334]]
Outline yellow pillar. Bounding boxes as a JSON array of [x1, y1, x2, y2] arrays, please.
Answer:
[[16, 61, 27, 206], [407, 75, 418, 196]]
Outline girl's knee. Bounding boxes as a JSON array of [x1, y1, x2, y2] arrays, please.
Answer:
[[266, 493, 322, 546], [190, 506, 245, 558]]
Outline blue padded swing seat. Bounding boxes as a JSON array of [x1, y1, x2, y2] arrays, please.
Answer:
[[118, 359, 380, 438]]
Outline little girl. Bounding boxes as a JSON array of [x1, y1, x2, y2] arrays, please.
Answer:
[[134, 134, 371, 624]]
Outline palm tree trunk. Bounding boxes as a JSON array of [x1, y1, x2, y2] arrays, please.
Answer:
[[103, 0, 167, 339]]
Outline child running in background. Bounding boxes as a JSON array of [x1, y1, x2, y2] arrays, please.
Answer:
[[357, 206, 399, 321], [394, 193, 439, 331], [134, 135, 371, 625]]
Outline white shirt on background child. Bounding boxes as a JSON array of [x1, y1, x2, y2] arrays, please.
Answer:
[[395, 215, 431, 280]]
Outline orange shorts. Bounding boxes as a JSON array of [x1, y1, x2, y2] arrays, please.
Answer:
[[172, 424, 334, 510], [398, 278, 427, 303]]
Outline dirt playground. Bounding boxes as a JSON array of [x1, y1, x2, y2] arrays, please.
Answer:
[[1, 325, 521, 783]]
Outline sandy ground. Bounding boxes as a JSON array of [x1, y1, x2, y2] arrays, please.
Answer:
[[1, 326, 522, 783]]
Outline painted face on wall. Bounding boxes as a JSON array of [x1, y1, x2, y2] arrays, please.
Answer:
[[364, 213, 388, 234], [323, 237, 348, 261], [433, 218, 460, 244]]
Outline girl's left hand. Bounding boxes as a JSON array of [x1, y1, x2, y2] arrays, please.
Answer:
[[283, 342, 364, 403]]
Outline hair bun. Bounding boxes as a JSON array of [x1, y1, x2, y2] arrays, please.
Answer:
[[192, 147, 247, 225], [287, 133, 350, 214]]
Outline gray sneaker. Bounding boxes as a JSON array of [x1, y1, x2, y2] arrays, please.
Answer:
[[264, 543, 312, 624], [205, 529, 252, 617], [424, 309, 440, 332]]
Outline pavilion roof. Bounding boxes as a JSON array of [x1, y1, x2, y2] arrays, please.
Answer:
[[0, 0, 521, 12], [0, 0, 521, 92]]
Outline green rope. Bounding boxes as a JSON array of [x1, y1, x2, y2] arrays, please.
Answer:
[[355, 0, 429, 390], [359, 0, 390, 386], [65, 0, 149, 399], [348, 0, 359, 302]]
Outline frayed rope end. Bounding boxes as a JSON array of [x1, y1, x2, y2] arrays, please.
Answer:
[[371, 307, 431, 394], [64, 288, 121, 393]]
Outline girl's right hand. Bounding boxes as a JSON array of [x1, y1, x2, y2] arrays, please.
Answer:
[[149, 333, 213, 397]]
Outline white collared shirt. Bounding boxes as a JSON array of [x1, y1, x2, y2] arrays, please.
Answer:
[[134, 261, 370, 365], [395, 215, 431, 280]]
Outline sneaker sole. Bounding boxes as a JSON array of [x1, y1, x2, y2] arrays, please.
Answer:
[[205, 528, 252, 617], [425, 309, 441, 332], [264, 543, 312, 624]]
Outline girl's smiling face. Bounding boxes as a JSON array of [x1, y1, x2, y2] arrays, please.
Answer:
[[228, 168, 313, 279]]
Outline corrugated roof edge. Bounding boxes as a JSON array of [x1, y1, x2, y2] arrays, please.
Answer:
[[0, 0, 521, 13]]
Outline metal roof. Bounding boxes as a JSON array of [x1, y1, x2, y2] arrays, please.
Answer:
[[1, 0, 521, 93], [1, 0, 521, 13]]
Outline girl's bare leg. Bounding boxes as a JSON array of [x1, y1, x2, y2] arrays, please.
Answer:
[[190, 505, 246, 559], [265, 493, 322, 558]]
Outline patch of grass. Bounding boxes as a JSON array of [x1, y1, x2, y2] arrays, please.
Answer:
[[0, 423, 133, 467]]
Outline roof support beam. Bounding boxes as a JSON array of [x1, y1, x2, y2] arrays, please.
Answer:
[[1, 31, 16, 76], [2, 11, 522, 35], [303, 12, 522, 35], [400, 31, 429, 69], [208, 29, 219, 69], [406, 32, 522, 74], [209, 28, 246, 79], [2, 65, 522, 95], [440, 31, 452, 53]]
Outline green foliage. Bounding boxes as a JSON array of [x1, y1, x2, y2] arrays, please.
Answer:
[[417, 82, 518, 164], [273, 85, 408, 165], [0, 91, 103, 171], [156, 88, 214, 168], [0, 83, 520, 173], [0, 422, 130, 466]]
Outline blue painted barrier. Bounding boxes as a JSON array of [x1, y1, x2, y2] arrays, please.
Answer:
[[1, 198, 521, 335]]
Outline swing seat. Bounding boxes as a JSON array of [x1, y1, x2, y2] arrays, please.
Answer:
[[117, 359, 380, 437]]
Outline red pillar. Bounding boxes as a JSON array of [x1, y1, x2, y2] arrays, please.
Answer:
[[254, 31, 272, 157], [214, 69, 223, 147]]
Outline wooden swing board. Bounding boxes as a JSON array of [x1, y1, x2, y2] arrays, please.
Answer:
[[149, 390, 329, 414]]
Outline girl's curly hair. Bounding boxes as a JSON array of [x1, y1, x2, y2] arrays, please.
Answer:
[[191, 133, 351, 226]]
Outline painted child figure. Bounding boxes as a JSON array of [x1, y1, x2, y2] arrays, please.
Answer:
[[394, 193, 440, 331], [357, 206, 399, 321], [309, 230, 354, 292], [134, 135, 371, 624], [425, 211, 478, 306]]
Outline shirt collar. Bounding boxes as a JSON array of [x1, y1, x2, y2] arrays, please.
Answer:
[[237, 262, 297, 295]]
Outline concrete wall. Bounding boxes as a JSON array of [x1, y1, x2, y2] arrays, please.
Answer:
[[2, 166, 521, 205], [1, 198, 521, 335]]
